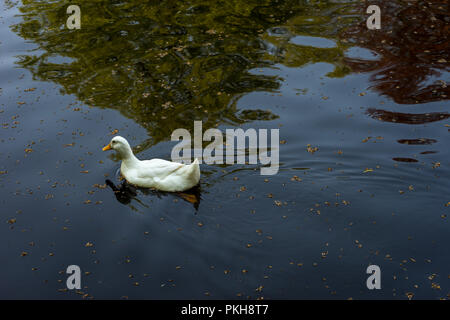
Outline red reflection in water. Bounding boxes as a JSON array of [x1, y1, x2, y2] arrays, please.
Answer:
[[342, 0, 450, 104], [397, 138, 437, 145], [367, 108, 450, 124], [392, 157, 419, 163]]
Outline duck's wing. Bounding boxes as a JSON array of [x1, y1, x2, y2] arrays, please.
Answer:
[[136, 159, 186, 180]]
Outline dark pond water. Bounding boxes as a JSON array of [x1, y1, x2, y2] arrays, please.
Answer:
[[0, 0, 449, 299]]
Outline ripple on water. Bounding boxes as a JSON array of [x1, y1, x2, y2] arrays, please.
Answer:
[[344, 46, 381, 61], [289, 35, 337, 49]]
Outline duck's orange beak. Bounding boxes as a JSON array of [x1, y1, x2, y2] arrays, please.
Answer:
[[102, 143, 112, 151]]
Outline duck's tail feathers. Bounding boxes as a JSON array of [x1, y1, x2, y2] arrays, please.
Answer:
[[190, 158, 201, 183]]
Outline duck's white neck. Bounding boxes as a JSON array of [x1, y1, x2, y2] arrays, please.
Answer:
[[118, 146, 139, 166]]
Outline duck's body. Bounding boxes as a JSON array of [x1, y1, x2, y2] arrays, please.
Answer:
[[121, 157, 200, 192], [103, 136, 200, 192]]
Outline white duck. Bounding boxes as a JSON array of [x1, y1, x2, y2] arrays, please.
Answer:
[[102, 136, 200, 192]]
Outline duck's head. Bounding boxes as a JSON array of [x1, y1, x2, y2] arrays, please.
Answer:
[[102, 136, 133, 158]]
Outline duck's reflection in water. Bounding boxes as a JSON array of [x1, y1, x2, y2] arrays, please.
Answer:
[[105, 179, 201, 211]]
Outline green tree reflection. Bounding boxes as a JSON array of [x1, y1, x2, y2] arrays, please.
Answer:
[[12, 0, 357, 147]]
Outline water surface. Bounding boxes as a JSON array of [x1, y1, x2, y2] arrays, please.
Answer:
[[0, 0, 449, 299]]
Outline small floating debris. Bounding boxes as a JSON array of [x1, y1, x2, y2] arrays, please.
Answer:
[[306, 144, 318, 154], [432, 162, 441, 169]]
